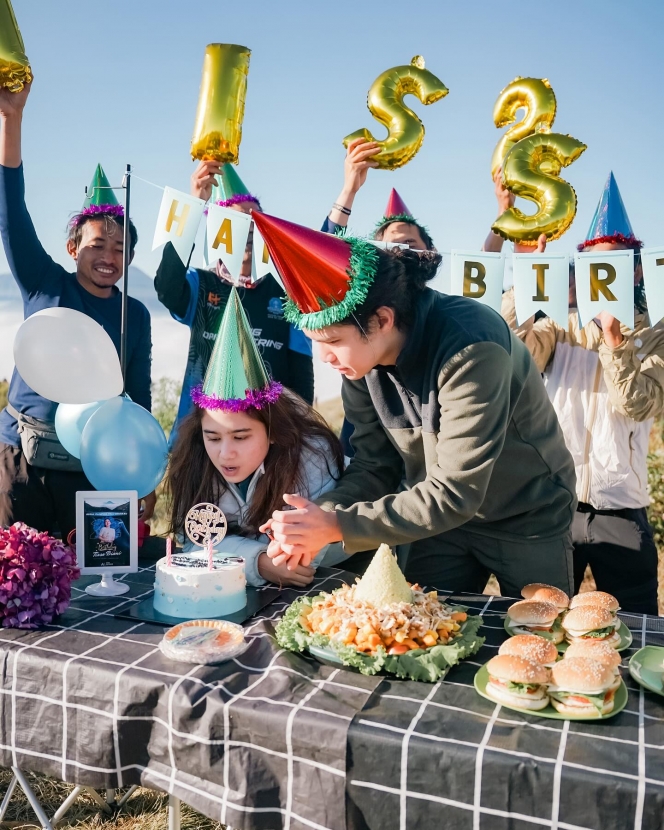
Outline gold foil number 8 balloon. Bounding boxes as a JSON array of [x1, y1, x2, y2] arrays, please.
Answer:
[[490, 77, 557, 176], [343, 56, 448, 170]]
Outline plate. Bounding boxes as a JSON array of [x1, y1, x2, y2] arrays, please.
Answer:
[[503, 617, 633, 653], [474, 663, 628, 720], [629, 646, 664, 697], [307, 642, 347, 668]]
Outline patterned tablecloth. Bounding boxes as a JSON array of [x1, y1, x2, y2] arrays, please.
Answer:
[[0, 563, 662, 830]]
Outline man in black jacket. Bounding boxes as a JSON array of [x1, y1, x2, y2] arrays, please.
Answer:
[[154, 161, 314, 441]]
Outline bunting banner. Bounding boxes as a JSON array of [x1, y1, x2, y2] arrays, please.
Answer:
[[205, 204, 251, 281], [152, 187, 206, 265], [449, 251, 504, 313], [513, 253, 570, 328], [575, 249, 634, 331], [251, 223, 280, 287], [641, 247, 664, 330]]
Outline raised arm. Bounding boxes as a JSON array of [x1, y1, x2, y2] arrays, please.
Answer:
[[325, 138, 380, 230], [482, 167, 515, 252], [0, 81, 62, 295]]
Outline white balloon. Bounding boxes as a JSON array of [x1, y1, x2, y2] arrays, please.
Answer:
[[13, 308, 124, 405]]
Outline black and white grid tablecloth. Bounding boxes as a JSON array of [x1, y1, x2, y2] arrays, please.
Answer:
[[0, 564, 662, 830]]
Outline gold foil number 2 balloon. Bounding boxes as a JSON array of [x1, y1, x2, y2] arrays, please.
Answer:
[[490, 77, 586, 245], [343, 56, 448, 170], [490, 77, 557, 176]]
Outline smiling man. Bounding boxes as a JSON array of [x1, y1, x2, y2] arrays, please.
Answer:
[[0, 81, 153, 538]]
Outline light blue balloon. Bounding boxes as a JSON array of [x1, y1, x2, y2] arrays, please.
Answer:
[[55, 400, 106, 459], [80, 397, 168, 497]]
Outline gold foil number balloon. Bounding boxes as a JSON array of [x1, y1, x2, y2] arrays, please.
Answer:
[[191, 44, 251, 165], [491, 133, 587, 245], [490, 77, 556, 176], [0, 0, 31, 93], [343, 56, 448, 170]]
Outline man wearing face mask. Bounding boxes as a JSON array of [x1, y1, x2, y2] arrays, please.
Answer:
[[492, 173, 664, 615], [154, 162, 314, 442]]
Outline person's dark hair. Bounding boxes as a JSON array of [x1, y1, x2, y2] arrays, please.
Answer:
[[167, 391, 343, 538], [374, 220, 434, 250], [343, 247, 441, 334], [67, 213, 138, 254]]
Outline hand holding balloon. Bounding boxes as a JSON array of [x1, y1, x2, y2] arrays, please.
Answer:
[[191, 160, 223, 202], [343, 56, 448, 170]]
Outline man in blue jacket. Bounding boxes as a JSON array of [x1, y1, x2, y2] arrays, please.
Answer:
[[0, 81, 153, 537]]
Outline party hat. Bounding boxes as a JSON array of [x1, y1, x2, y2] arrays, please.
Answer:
[[73, 164, 124, 225], [379, 188, 414, 224], [191, 287, 282, 411], [252, 211, 379, 330], [213, 163, 261, 209], [578, 172, 642, 251]]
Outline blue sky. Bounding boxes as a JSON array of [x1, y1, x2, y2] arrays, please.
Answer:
[[7, 0, 664, 277]]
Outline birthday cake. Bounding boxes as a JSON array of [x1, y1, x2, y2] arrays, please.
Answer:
[[153, 553, 247, 619]]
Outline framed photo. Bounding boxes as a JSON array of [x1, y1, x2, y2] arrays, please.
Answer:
[[75, 491, 138, 576]]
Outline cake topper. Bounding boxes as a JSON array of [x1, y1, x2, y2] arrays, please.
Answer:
[[185, 503, 228, 549]]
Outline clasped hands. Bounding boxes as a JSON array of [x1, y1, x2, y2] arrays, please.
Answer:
[[259, 493, 343, 570]]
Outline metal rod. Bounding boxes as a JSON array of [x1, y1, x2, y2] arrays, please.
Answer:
[[106, 787, 115, 805], [0, 773, 17, 820], [117, 785, 139, 808], [51, 785, 85, 823], [11, 767, 55, 830], [83, 786, 112, 812], [120, 163, 131, 394], [168, 794, 181, 830]]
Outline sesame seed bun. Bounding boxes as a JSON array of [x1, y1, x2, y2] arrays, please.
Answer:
[[564, 640, 622, 669], [562, 605, 615, 635], [499, 634, 559, 666], [551, 657, 614, 694], [485, 681, 551, 710], [486, 655, 551, 685], [507, 600, 559, 626], [569, 591, 620, 613], [521, 584, 569, 611]]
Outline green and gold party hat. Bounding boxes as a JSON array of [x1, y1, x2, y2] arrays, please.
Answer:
[[212, 163, 261, 209]]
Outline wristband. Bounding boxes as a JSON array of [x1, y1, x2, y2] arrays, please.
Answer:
[[332, 202, 352, 216]]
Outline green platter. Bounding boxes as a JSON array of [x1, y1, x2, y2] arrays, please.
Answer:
[[474, 663, 628, 720], [629, 646, 664, 697], [503, 617, 633, 653]]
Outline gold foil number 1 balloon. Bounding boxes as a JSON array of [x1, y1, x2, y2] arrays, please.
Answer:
[[191, 44, 251, 165], [0, 0, 31, 93], [343, 56, 448, 170], [490, 77, 556, 176]]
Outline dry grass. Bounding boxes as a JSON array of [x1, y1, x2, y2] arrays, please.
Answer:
[[0, 769, 224, 829]]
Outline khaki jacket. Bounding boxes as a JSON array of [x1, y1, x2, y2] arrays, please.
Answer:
[[501, 289, 664, 508]]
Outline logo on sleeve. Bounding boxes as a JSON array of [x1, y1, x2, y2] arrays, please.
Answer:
[[267, 297, 285, 318]]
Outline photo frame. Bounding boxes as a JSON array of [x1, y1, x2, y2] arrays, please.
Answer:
[[75, 491, 138, 596]]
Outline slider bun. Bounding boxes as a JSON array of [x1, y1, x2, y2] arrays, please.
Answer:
[[549, 697, 614, 717], [551, 657, 614, 693], [521, 584, 569, 610], [485, 681, 550, 710], [499, 634, 559, 666], [486, 654, 551, 684], [564, 640, 622, 669], [562, 605, 614, 633], [569, 591, 619, 613], [507, 600, 559, 626]]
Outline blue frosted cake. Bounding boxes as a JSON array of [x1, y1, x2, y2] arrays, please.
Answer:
[[153, 553, 247, 619]]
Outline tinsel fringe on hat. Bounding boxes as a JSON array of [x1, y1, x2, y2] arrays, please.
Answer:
[[578, 233, 643, 252], [70, 204, 125, 227], [191, 380, 283, 412]]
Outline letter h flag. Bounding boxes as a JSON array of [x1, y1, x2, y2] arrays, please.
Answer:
[[152, 187, 206, 264]]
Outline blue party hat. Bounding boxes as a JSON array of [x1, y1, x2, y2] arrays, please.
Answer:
[[578, 172, 642, 251]]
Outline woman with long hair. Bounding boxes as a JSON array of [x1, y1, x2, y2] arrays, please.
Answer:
[[167, 288, 344, 587], [254, 212, 577, 598]]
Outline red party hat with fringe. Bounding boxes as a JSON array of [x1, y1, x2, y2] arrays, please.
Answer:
[[252, 212, 379, 330]]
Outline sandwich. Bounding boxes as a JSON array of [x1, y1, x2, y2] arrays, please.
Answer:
[[569, 591, 620, 625], [485, 655, 551, 710], [562, 606, 622, 648], [549, 657, 617, 716], [521, 584, 569, 612], [498, 634, 559, 667], [505, 600, 564, 644], [564, 640, 622, 691]]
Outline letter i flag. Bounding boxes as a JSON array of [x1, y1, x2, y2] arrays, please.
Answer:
[[152, 187, 206, 265]]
